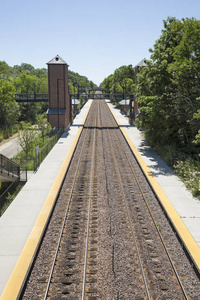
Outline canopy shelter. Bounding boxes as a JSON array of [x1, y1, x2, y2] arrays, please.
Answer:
[[119, 99, 130, 105], [72, 99, 80, 105]]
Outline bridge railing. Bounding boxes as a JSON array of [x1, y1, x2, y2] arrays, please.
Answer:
[[15, 92, 134, 102], [80, 93, 133, 100], [15, 93, 48, 102]]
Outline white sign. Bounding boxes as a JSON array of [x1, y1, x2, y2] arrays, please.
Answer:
[[36, 146, 39, 155]]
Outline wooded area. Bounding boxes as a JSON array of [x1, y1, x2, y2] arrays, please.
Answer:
[[0, 61, 96, 128], [101, 17, 200, 163], [100, 17, 200, 197], [1, 17, 200, 196], [136, 17, 200, 162]]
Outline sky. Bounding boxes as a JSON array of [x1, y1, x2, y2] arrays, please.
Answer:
[[1, 0, 200, 86]]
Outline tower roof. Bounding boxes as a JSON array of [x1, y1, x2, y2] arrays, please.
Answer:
[[47, 55, 69, 66], [135, 58, 147, 68]]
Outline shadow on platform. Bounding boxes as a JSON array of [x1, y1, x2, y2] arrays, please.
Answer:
[[137, 140, 174, 177]]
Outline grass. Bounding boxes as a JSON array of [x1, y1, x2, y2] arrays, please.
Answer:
[[0, 131, 58, 215], [0, 184, 24, 216], [174, 158, 200, 199], [13, 131, 59, 170], [0, 124, 20, 142], [152, 143, 200, 200]]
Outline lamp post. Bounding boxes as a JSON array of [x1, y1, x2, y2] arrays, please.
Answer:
[[73, 81, 76, 96], [72, 82, 76, 116], [122, 81, 125, 99], [77, 80, 79, 100]]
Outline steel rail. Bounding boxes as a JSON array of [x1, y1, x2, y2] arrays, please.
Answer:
[[81, 115, 97, 299], [43, 127, 89, 300], [99, 101, 150, 299], [115, 130, 189, 300], [107, 130, 151, 299], [103, 99, 188, 298]]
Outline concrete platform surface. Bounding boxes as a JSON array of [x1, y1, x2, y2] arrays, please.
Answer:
[[0, 100, 92, 297]]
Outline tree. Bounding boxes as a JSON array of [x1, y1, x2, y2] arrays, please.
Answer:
[[12, 72, 48, 123], [100, 65, 135, 96], [100, 74, 114, 93], [0, 61, 13, 80], [0, 60, 96, 126], [136, 17, 200, 154], [13, 63, 35, 74], [68, 70, 97, 91], [36, 114, 51, 143], [0, 79, 20, 127], [18, 123, 37, 157], [13, 72, 38, 93]]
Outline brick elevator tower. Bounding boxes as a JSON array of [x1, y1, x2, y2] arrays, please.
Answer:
[[46, 55, 71, 130]]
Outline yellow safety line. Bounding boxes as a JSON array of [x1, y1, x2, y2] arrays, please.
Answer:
[[1, 101, 92, 300], [107, 101, 200, 271]]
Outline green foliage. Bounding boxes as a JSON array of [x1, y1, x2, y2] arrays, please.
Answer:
[[100, 65, 135, 96], [36, 114, 51, 143], [193, 99, 200, 145], [12, 70, 49, 123], [18, 123, 37, 157], [100, 74, 114, 93], [0, 184, 23, 215], [0, 61, 96, 128], [0, 61, 14, 80], [0, 79, 20, 127], [174, 158, 200, 198], [68, 70, 97, 94], [0, 124, 20, 140], [136, 17, 200, 157], [14, 129, 59, 170], [0, 60, 95, 131]]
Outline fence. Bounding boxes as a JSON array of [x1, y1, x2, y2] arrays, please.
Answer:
[[13, 130, 63, 171], [0, 131, 62, 216], [0, 167, 27, 216], [34, 130, 63, 170], [0, 154, 20, 178]]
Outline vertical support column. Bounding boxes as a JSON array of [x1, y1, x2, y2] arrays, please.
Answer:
[[129, 94, 134, 125], [46, 55, 71, 130]]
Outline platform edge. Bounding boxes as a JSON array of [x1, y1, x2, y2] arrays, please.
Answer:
[[0, 101, 92, 300], [106, 101, 200, 273]]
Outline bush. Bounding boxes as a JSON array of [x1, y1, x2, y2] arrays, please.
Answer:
[[174, 158, 200, 198]]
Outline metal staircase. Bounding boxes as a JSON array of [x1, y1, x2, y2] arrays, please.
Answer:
[[0, 154, 20, 182]]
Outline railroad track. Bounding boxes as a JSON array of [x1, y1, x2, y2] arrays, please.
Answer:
[[21, 100, 200, 299]]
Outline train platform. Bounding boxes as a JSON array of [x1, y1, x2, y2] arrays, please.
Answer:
[[0, 100, 92, 298], [107, 101, 200, 249], [1, 99, 200, 299]]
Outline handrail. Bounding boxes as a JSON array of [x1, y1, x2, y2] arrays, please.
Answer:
[[0, 154, 20, 178], [15, 93, 48, 102]]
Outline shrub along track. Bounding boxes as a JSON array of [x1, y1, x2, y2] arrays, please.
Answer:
[[21, 100, 200, 299]]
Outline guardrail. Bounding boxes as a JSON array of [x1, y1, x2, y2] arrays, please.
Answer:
[[0, 167, 27, 216], [34, 130, 63, 170], [13, 130, 63, 171], [0, 154, 20, 178], [70, 93, 134, 100], [15, 93, 48, 102]]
